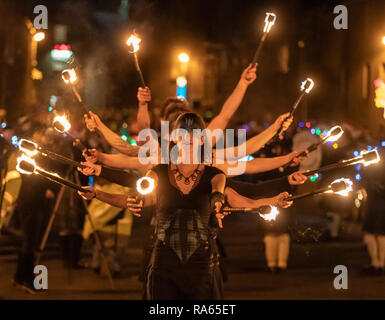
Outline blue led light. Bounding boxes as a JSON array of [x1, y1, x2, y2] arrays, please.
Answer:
[[310, 128, 316, 135], [355, 174, 361, 181], [381, 141, 385, 147], [239, 155, 255, 162], [1, 122, 6, 128], [11, 136, 18, 147], [353, 151, 359, 157], [88, 176, 94, 187], [355, 164, 361, 171], [299, 122, 304, 128], [367, 145, 372, 151], [176, 85, 187, 99]]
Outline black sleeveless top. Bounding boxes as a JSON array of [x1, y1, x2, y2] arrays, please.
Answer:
[[152, 164, 225, 263]]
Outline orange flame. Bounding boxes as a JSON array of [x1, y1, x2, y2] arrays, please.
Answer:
[[126, 33, 141, 53]]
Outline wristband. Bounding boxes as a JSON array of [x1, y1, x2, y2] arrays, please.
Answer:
[[209, 191, 225, 211]]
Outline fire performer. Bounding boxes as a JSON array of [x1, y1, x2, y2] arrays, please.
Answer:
[[12, 124, 58, 294], [78, 113, 228, 299], [83, 63, 258, 155], [361, 144, 385, 275]]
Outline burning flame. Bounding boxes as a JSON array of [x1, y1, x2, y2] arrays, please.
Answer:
[[329, 178, 353, 197], [263, 12, 277, 33], [126, 33, 141, 53], [324, 125, 344, 142], [136, 177, 155, 195], [61, 68, 77, 84], [361, 149, 380, 167], [16, 154, 37, 175], [17, 153, 60, 177], [53, 114, 71, 133], [300, 78, 314, 93], [18, 139, 39, 157], [258, 206, 280, 221]]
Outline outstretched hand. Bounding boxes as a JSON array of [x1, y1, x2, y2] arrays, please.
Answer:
[[84, 111, 103, 132], [287, 151, 305, 167], [288, 170, 308, 185], [273, 112, 293, 132], [126, 197, 143, 217], [272, 192, 293, 208], [78, 186, 96, 200], [78, 161, 101, 176], [82, 149, 100, 164], [137, 86, 151, 105], [240, 63, 258, 86]]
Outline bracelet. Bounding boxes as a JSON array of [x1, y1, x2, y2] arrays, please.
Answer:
[[209, 191, 225, 211]]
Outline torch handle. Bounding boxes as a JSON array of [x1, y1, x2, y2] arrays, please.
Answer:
[[222, 207, 259, 213], [71, 138, 90, 156], [303, 159, 357, 177], [286, 187, 329, 201], [71, 86, 89, 113], [279, 141, 323, 172], [251, 33, 268, 64], [41, 148, 84, 168], [277, 91, 307, 137], [37, 169, 86, 192], [134, 53, 146, 88]]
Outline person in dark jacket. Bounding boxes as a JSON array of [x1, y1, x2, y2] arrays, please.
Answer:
[[361, 143, 385, 275], [13, 125, 58, 294]]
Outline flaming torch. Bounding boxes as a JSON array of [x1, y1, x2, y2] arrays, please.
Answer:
[[52, 114, 88, 153], [280, 125, 344, 171], [222, 205, 280, 222], [286, 178, 353, 201], [126, 32, 146, 87], [19, 138, 83, 168], [16, 154, 86, 192], [61, 68, 89, 113], [278, 78, 314, 136], [251, 12, 277, 64], [135, 176, 155, 202], [303, 149, 380, 178]]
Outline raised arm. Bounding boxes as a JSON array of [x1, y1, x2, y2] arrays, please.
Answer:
[[137, 86, 151, 132], [214, 151, 303, 177], [207, 64, 257, 142], [83, 149, 149, 174], [214, 112, 293, 161], [225, 187, 292, 209], [79, 187, 131, 210], [78, 169, 159, 216], [84, 111, 140, 156]]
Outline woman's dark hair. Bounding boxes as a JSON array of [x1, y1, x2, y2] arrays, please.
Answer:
[[170, 112, 211, 164], [173, 112, 206, 132], [161, 98, 191, 121]]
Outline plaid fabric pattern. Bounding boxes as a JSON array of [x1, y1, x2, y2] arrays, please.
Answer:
[[157, 208, 208, 263]]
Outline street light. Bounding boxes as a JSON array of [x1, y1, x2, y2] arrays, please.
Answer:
[[178, 52, 190, 63], [33, 32, 45, 42]]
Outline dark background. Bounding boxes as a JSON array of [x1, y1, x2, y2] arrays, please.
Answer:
[[1, 0, 385, 134]]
